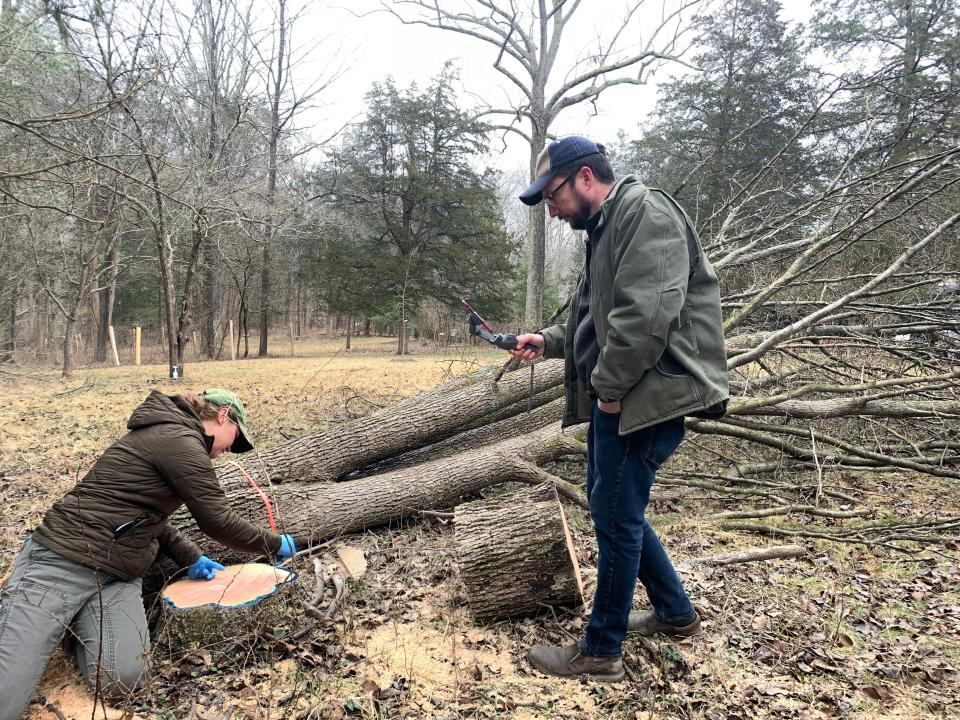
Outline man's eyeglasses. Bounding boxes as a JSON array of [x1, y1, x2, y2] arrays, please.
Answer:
[[544, 172, 578, 207]]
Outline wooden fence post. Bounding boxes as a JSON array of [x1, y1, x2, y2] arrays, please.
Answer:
[[107, 326, 120, 366], [135, 326, 141, 366]]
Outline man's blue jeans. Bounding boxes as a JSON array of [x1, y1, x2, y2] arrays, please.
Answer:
[[581, 400, 696, 657]]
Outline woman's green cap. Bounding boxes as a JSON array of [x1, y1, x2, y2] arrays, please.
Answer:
[[203, 388, 254, 453]]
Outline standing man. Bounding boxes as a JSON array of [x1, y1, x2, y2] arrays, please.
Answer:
[[510, 136, 728, 682]]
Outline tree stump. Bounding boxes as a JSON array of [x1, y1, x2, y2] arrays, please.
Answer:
[[454, 482, 585, 620]]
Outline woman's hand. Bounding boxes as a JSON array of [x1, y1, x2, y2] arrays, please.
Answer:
[[275, 534, 296, 563], [187, 555, 225, 580]]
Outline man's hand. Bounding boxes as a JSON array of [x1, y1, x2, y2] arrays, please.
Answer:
[[508, 333, 544, 361], [597, 399, 622, 414]]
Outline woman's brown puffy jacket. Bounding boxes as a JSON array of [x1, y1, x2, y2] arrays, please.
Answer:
[[31, 391, 281, 580]]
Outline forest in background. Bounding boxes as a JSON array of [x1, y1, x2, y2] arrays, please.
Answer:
[[0, 0, 957, 378]]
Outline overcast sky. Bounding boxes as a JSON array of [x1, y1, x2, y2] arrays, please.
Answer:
[[293, 0, 816, 175]]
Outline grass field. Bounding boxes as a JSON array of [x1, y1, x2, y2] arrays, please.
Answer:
[[1, 336, 957, 720]]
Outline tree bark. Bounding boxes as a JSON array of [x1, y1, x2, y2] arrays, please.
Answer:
[[203, 223, 217, 358], [174, 422, 582, 555], [455, 482, 585, 620], [212, 360, 564, 488]]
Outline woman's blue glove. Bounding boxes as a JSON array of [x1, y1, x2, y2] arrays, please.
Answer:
[[187, 555, 225, 580], [276, 534, 296, 563]]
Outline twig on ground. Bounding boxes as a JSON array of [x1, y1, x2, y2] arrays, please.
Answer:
[[304, 558, 329, 621], [46, 704, 68, 720], [323, 571, 346, 620], [698, 544, 808, 566], [707, 505, 872, 521], [542, 603, 577, 642], [420, 510, 455, 522]]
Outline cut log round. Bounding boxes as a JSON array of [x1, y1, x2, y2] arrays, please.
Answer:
[[454, 482, 585, 621]]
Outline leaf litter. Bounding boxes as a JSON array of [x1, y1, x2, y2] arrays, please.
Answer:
[[1, 338, 957, 719]]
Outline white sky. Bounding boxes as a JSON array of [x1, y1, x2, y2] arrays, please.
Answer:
[[293, 0, 816, 174]]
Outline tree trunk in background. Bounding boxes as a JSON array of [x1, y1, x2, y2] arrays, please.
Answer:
[[174, 212, 206, 376], [35, 291, 47, 359], [241, 302, 249, 358], [295, 275, 302, 337], [62, 317, 76, 377], [0, 274, 16, 363], [891, 0, 920, 161], [259, 240, 271, 357], [345, 314, 352, 350], [524, 123, 547, 328], [94, 243, 119, 362], [203, 229, 217, 357], [259, 0, 287, 358]]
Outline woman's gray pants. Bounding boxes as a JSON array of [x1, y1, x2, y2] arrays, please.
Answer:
[[0, 539, 149, 720]]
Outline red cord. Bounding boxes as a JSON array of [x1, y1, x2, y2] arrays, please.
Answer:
[[226, 461, 277, 533]]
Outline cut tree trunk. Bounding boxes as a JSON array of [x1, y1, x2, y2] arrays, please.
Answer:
[[455, 482, 584, 620]]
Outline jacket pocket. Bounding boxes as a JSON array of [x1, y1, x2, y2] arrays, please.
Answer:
[[655, 350, 690, 378], [113, 511, 163, 549], [644, 418, 685, 469]]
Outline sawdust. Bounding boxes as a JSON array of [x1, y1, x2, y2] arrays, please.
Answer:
[[358, 601, 513, 689], [349, 599, 603, 717], [27, 653, 128, 720]]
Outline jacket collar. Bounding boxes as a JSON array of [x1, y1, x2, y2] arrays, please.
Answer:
[[594, 174, 641, 238]]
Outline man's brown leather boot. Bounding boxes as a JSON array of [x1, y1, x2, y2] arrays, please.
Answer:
[[527, 642, 625, 682], [627, 609, 701, 637]]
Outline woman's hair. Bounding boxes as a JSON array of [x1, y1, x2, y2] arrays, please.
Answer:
[[178, 392, 222, 421]]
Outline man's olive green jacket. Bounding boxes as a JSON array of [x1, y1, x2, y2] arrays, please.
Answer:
[[31, 391, 282, 580], [541, 175, 729, 434]]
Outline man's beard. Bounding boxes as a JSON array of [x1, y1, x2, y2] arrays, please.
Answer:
[[565, 188, 594, 230]]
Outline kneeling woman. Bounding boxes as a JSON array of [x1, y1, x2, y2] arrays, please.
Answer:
[[0, 389, 295, 719]]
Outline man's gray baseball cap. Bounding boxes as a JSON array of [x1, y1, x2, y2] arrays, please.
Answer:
[[519, 135, 603, 206]]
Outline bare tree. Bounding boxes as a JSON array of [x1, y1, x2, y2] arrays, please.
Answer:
[[28, 184, 121, 377], [175, 0, 259, 358], [251, 0, 342, 356], [383, 0, 702, 326]]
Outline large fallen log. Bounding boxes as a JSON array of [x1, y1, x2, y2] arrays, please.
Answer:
[[175, 423, 588, 556], [455, 483, 585, 620], [217, 359, 564, 487], [359, 396, 566, 476]]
